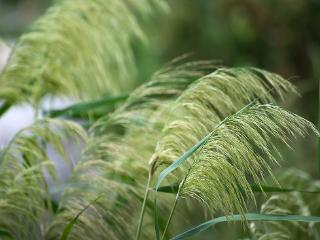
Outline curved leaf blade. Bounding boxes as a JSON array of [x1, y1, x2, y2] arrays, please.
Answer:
[[60, 194, 104, 240], [171, 213, 320, 240], [47, 93, 129, 118]]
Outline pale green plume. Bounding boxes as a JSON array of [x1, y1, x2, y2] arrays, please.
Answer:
[[250, 169, 320, 240], [0, 62, 314, 239], [0, 0, 166, 108], [180, 104, 317, 215], [148, 67, 317, 231], [45, 60, 213, 240], [90, 58, 216, 136], [0, 119, 87, 240], [46, 126, 157, 239], [154, 67, 297, 168]]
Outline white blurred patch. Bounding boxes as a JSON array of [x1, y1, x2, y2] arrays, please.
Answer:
[[0, 97, 76, 148], [0, 104, 35, 148], [41, 96, 75, 112]]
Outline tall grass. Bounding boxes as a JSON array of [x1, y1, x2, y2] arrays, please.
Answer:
[[0, 1, 319, 240]]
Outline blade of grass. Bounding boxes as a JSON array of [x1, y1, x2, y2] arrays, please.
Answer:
[[154, 194, 161, 240], [60, 194, 104, 240], [153, 121, 211, 240], [47, 93, 129, 118], [171, 213, 320, 240]]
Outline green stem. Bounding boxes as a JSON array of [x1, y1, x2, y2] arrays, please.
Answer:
[[161, 176, 187, 240], [161, 191, 179, 240], [135, 171, 152, 240]]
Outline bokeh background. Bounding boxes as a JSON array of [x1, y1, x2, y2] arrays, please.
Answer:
[[0, 0, 319, 181]]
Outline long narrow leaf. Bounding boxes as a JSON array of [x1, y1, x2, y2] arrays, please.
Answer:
[[47, 94, 129, 118], [171, 213, 320, 240], [154, 196, 161, 240], [60, 194, 104, 240], [155, 135, 210, 190], [153, 124, 210, 239]]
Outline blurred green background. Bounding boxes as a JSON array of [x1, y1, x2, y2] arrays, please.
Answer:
[[0, 0, 319, 175]]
